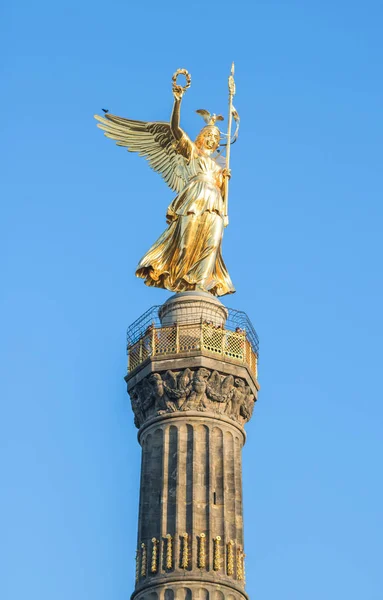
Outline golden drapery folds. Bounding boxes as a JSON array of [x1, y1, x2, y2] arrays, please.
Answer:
[[136, 135, 235, 296], [95, 68, 238, 297]]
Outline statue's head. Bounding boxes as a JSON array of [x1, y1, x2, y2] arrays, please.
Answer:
[[234, 378, 245, 388], [195, 125, 221, 151]]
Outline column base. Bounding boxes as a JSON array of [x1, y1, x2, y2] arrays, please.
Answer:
[[132, 576, 249, 600]]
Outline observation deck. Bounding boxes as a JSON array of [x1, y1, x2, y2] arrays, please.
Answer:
[[126, 294, 259, 384]]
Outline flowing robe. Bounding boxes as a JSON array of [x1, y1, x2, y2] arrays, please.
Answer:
[[136, 134, 235, 296]]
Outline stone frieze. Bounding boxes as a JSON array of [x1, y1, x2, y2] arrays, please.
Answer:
[[128, 368, 255, 428]]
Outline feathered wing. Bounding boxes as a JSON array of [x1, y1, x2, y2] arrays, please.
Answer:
[[94, 113, 190, 194], [196, 109, 224, 125], [177, 368, 193, 392], [196, 109, 211, 124], [221, 375, 234, 397], [163, 370, 178, 390]]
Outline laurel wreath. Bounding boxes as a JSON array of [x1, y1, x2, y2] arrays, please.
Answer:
[[172, 68, 191, 93]]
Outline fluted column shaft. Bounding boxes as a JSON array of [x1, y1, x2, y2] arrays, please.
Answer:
[[133, 412, 247, 600]]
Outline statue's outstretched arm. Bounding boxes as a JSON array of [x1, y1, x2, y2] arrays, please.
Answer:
[[170, 88, 184, 141]]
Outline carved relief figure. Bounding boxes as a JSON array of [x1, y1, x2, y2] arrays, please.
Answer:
[[240, 386, 255, 422], [163, 369, 193, 411], [226, 378, 247, 420], [206, 371, 234, 414], [182, 368, 210, 411], [148, 373, 167, 413], [128, 368, 256, 428]]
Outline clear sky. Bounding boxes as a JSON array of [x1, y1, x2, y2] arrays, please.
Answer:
[[2, 1, 383, 599]]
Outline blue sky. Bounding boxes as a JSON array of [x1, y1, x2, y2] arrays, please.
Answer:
[[2, 1, 383, 599]]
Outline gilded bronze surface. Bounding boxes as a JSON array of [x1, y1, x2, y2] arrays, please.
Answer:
[[95, 66, 239, 296]]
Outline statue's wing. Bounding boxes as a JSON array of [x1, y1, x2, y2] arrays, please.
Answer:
[[208, 370, 221, 388], [206, 371, 223, 402], [95, 113, 189, 193], [178, 368, 193, 391], [196, 109, 211, 124], [163, 370, 178, 390], [221, 375, 234, 396]]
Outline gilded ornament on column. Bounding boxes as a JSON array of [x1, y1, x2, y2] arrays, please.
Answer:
[[227, 540, 234, 576], [140, 542, 147, 578], [94, 65, 240, 298], [236, 546, 243, 581], [180, 533, 189, 569], [243, 552, 246, 585], [165, 534, 173, 570], [213, 536, 222, 571], [135, 549, 140, 583], [151, 538, 158, 574], [198, 533, 206, 569]]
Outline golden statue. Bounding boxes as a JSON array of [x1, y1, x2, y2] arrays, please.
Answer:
[[95, 66, 239, 297]]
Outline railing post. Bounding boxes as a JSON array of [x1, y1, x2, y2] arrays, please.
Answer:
[[241, 332, 245, 362], [127, 346, 130, 372], [139, 338, 143, 363], [221, 328, 225, 356], [200, 323, 204, 351], [152, 327, 156, 356], [176, 323, 180, 353]]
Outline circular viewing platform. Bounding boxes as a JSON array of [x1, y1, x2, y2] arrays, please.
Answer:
[[126, 295, 259, 381]]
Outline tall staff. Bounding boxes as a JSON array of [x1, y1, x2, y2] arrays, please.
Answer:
[[224, 62, 236, 219]]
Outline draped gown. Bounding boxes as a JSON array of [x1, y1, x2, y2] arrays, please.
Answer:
[[136, 134, 235, 297]]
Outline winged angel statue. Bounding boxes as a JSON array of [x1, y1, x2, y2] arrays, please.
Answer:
[[95, 68, 239, 297]]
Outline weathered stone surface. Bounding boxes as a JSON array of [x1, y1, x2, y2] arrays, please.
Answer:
[[128, 368, 255, 429], [128, 294, 258, 600], [127, 353, 259, 400], [132, 580, 249, 600], [134, 413, 246, 592], [159, 291, 228, 327]]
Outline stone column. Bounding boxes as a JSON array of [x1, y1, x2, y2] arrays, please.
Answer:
[[126, 293, 259, 600]]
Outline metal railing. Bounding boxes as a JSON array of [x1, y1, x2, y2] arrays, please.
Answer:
[[127, 305, 259, 352], [127, 321, 258, 379]]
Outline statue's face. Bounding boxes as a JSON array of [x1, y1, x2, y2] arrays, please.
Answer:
[[149, 373, 163, 392], [201, 129, 220, 151]]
